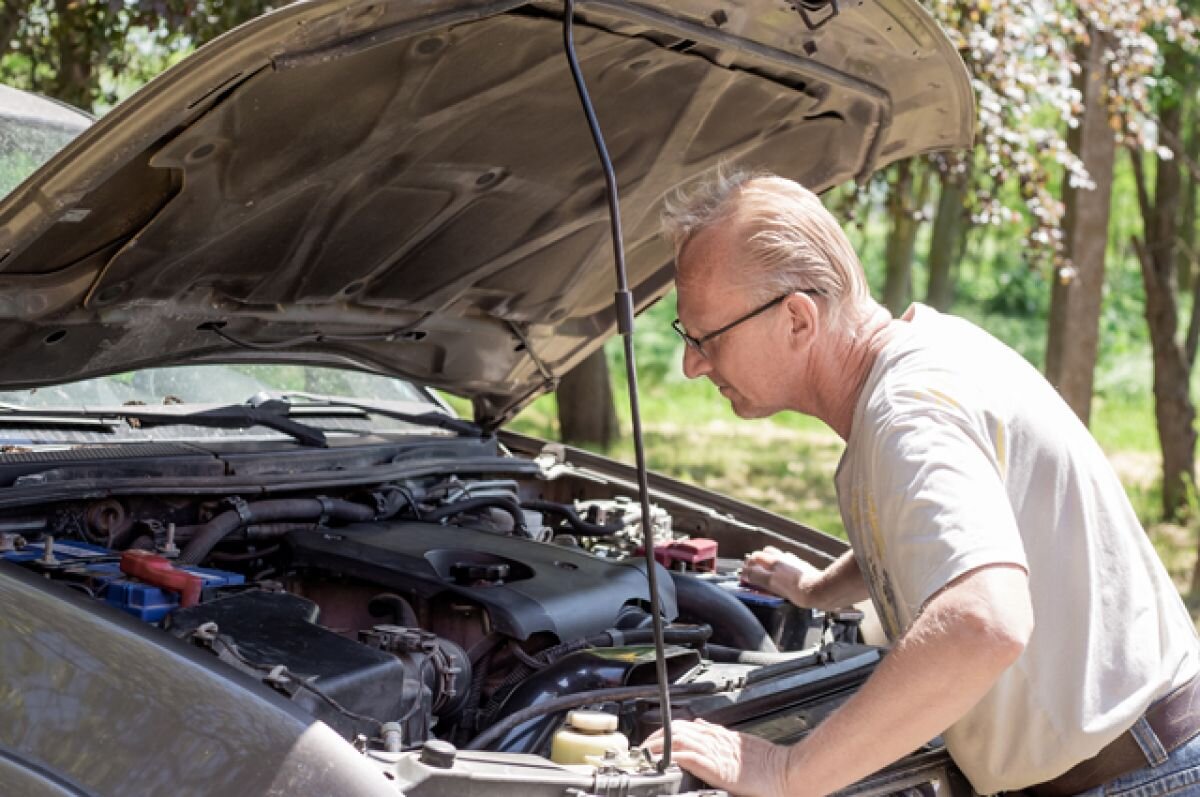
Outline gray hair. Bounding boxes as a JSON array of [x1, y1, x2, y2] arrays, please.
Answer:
[[662, 169, 871, 330]]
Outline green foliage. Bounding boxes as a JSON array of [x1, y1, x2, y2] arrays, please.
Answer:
[[0, 0, 283, 112], [0, 149, 38, 197]]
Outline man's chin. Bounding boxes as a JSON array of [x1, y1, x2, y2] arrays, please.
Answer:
[[727, 395, 772, 420]]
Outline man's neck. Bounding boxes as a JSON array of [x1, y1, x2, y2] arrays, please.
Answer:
[[814, 304, 905, 441]]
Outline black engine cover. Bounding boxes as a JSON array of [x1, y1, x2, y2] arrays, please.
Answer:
[[286, 521, 677, 641]]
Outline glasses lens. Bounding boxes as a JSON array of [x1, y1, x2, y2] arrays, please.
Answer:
[[672, 319, 704, 356]]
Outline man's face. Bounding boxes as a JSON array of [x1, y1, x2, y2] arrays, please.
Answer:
[[674, 223, 794, 419]]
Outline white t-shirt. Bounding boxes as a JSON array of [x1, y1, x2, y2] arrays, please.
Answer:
[[835, 304, 1200, 794]]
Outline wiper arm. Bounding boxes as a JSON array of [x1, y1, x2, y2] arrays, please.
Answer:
[[0, 400, 330, 446], [0, 413, 118, 431], [281, 392, 485, 438], [0, 393, 474, 447], [126, 399, 328, 448]]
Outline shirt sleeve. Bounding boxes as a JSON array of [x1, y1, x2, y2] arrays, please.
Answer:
[[867, 407, 1029, 622]]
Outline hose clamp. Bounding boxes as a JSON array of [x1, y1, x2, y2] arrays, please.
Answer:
[[226, 496, 253, 525], [316, 496, 334, 527]]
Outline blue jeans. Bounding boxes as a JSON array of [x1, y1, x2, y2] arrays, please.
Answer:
[[1074, 718, 1200, 796]]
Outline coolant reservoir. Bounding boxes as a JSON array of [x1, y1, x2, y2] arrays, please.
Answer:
[[549, 709, 629, 765]]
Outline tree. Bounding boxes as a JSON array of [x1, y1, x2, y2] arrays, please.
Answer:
[[557, 349, 619, 449], [1127, 45, 1200, 521], [881, 159, 931, 316], [853, 0, 1094, 318], [1062, 0, 1200, 521], [925, 154, 971, 311], [1, 0, 283, 112], [1045, 24, 1117, 425]]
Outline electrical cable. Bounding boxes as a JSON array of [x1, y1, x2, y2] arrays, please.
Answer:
[[561, 0, 674, 770]]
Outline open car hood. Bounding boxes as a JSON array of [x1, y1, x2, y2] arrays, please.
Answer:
[[0, 0, 971, 429]]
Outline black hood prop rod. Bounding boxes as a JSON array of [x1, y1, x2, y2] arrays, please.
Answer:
[[561, 0, 675, 772]]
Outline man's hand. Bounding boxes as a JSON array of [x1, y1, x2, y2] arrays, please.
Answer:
[[642, 719, 791, 797], [742, 545, 822, 606]]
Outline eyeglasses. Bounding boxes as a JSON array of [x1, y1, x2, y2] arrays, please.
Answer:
[[672, 289, 821, 359]]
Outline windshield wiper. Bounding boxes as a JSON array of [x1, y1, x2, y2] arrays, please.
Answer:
[[127, 398, 329, 448], [0, 394, 481, 447], [0, 399, 329, 448], [0, 413, 118, 431], [280, 392, 485, 438]]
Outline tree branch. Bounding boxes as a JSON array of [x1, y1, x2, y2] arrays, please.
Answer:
[[1132, 235, 1156, 291], [1186, 263, 1200, 368], [1157, 114, 1200, 184], [1127, 144, 1155, 231]]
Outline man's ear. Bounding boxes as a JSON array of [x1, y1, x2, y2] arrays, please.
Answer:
[[784, 292, 820, 346]]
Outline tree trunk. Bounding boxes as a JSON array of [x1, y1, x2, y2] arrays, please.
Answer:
[[1044, 27, 1116, 426], [1177, 95, 1198, 293], [46, 0, 105, 111], [882, 159, 930, 315], [556, 348, 619, 449], [1130, 53, 1196, 521], [925, 158, 970, 311], [0, 1, 29, 62]]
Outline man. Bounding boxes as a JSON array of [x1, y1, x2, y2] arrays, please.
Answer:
[[643, 171, 1200, 796]]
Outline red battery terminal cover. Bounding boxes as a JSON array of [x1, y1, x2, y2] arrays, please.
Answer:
[[119, 549, 203, 608], [637, 537, 718, 572]]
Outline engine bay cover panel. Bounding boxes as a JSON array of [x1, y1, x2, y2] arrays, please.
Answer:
[[286, 521, 677, 641]]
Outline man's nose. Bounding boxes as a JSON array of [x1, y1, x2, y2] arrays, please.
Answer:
[[681, 344, 709, 379]]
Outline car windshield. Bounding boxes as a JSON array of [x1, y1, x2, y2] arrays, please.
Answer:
[[0, 364, 435, 409], [0, 85, 91, 199]]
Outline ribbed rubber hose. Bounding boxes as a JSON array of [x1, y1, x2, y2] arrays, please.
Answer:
[[670, 572, 778, 653], [178, 498, 376, 565]]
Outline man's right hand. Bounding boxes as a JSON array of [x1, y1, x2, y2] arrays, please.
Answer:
[[742, 545, 822, 606]]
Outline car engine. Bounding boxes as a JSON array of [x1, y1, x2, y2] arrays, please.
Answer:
[[0, 440, 963, 796]]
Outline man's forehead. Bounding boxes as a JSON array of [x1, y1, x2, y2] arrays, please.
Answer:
[[675, 226, 755, 326], [675, 220, 743, 288]]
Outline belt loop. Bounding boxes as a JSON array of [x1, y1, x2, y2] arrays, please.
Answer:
[[1130, 715, 1170, 766]]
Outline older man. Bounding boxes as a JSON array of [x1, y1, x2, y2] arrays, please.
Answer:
[[644, 172, 1200, 796]]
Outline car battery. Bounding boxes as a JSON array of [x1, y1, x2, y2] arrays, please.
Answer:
[[3, 539, 244, 621], [2, 538, 112, 565], [97, 561, 245, 622], [716, 579, 825, 652]]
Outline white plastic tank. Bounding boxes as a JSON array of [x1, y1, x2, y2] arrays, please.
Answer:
[[549, 709, 629, 765]]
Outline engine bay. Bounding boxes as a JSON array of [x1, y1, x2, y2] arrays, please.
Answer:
[[0, 435, 961, 795]]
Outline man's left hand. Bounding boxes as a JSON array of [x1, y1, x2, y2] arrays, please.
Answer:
[[642, 718, 791, 797]]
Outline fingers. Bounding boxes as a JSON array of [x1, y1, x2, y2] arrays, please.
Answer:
[[742, 547, 782, 589], [744, 546, 782, 567], [642, 719, 786, 797], [741, 561, 770, 587], [641, 720, 716, 755], [670, 751, 714, 773]]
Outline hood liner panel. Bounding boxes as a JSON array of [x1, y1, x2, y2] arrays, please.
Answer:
[[0, 0, 973, 427]]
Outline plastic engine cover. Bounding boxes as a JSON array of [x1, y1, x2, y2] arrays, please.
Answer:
[[286, 520, 678, 641]]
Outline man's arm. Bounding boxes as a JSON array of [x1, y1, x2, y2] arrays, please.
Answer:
[[645, 563, 1033, 797], [742, 547, 869, 610]]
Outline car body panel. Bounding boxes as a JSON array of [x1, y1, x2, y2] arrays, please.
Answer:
[[0, 562, 395, 796]]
